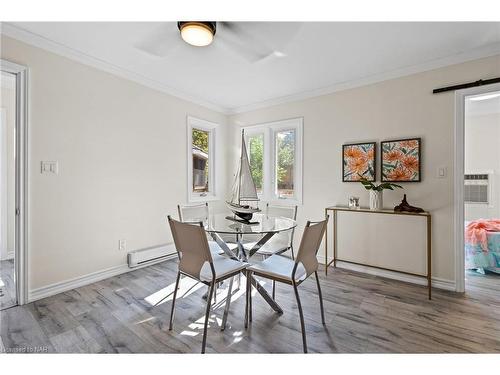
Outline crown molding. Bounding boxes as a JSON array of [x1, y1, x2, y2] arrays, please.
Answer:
[[2, 22, 500, 116], [0, 22, 229, 114], [227, 42, 500, 115]]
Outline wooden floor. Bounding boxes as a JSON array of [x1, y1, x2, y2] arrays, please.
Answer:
[[1, 260, 500, 353], [0, 259, 16, 311]]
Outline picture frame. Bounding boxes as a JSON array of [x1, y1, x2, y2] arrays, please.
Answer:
[[381, 137, 421, 182], [342, 142, 376, 182]]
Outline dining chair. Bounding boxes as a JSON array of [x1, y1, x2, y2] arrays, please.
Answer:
[[167, 216, 248, 353], [244, 217, 329, 353], [260, 203, 298, 258], [177, 202, 238, 255], [244, 203, 298, 299]]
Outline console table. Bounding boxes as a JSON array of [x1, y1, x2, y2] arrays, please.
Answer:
[[324, 206, 432, 299]]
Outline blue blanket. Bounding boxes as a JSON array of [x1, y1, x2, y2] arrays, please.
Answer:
[[466, 231, 500, 274]]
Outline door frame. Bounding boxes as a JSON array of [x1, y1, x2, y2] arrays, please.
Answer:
[[454, 82, 500, 293], [0, 59, 29, 305]]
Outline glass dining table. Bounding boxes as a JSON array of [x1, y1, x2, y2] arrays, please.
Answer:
[[205, 213, 297, 315]]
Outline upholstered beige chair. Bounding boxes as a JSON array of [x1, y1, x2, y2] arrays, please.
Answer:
[[168, 216, 248, 353], [258, 203, 298, 258], [243, 203, 298, 299], [245, 217, 328, 353], [177, 203, 238, 255]]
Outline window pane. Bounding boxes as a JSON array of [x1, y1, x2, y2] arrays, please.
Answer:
[[248, 134, 264, 194], [276, 129, 295, 199], [192, 128, 209, 193]]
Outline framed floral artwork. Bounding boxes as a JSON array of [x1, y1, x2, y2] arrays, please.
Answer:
[[342, 142, 376, 182], [381, 138, 421, 182]]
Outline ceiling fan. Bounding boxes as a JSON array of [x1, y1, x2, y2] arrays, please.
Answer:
[[135, 22, 301, 63]]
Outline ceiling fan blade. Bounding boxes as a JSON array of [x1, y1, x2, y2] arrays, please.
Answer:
[[216, 35, 271, 63], [217, 22, 275, 62], [218, 22, 302, 62], [134, 24, 181, 57]]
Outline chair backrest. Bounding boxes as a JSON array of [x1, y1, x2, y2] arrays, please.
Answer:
[[178, 203, 209, 223], [168, 216, 214, 281], [266, 203, 298, 248], [266, 203, 298, 220], [293, 217, 329, 280]]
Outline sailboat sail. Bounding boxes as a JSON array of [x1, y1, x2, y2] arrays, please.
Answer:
[[229, 131, 259, 204], [238, 135, 258, 201], [229, 161, 241, 203]]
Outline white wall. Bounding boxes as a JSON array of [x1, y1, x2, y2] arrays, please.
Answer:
[[0, 79, 16, 261], [465, 112, 500, 221], [2, 31, 500, 293], [229, 54, 500, 284], [1, 35, 228, 291]]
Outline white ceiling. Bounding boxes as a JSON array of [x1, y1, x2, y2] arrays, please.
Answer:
[[4, 22, 500, 113]]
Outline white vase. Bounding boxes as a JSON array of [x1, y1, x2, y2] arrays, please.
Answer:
[[369, 190, 383, 210]]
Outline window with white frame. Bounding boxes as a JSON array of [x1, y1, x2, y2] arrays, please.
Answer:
[[244, 118, 303, 204], [187, 116, 218, 202]]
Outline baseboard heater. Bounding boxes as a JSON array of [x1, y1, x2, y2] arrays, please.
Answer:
[[127, 243, 177, 268]]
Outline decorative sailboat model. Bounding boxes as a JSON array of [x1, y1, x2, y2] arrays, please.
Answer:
[[226, 131, 261, 223]]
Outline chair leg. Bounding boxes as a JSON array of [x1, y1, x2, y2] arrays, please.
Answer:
[[221, 276, 234, 331], [201, 282, 215, 354], [236, 272, 241, 292], [290, 246, 295, 260], [169, 271, 181, 331], [293, 282, 307, 353], [249, 275, 253, 323], [272, 280, 276, 300], [245, 271, 251, 328], [315, 271, 325, 325]]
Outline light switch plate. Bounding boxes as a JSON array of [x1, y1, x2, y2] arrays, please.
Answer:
[[41, 161, 58, 174], [437, 166, 447, 178]]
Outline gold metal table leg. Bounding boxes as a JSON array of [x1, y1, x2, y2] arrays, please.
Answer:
[[333, 209, 337, 268], [427, 214, 432, 300], [325, 208, 328, 275]]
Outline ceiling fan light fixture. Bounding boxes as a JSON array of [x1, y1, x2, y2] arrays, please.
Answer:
[[178, 22, 216, 47]]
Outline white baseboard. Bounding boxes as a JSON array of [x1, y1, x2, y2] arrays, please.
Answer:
[[28, 253, 177, 303], [317, 256, 456, 292]]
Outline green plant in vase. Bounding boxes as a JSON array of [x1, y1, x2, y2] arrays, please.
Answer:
[[359, 177, 403, 210]]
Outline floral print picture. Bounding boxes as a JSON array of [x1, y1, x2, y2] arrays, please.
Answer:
[[381, 138, 421, 182], [342, 142, 376, 182]]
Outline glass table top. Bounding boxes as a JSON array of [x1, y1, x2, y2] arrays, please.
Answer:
[[203, 213, 297, 235]]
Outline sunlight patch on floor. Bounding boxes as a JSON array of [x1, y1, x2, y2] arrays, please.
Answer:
[[180, 330, 198, 337], [134, 317, 155, 325], [144, 277, 204, 306]]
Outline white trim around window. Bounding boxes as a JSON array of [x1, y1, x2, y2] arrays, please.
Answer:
[[243, 117, 303, 205], [186, 116, 220, 203]]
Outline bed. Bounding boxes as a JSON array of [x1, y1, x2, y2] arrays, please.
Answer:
[[465, 220, 500, 274]]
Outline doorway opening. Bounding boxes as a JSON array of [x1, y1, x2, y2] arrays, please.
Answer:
[[456, 83, 500, 293], [0, 59, 28, 309], [464, 89, 500, 291], [0, 71, 17, 309]]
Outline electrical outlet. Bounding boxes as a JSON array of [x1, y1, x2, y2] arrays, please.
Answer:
[[118, 239, 126, 251], [41, 161, 58, 174]]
